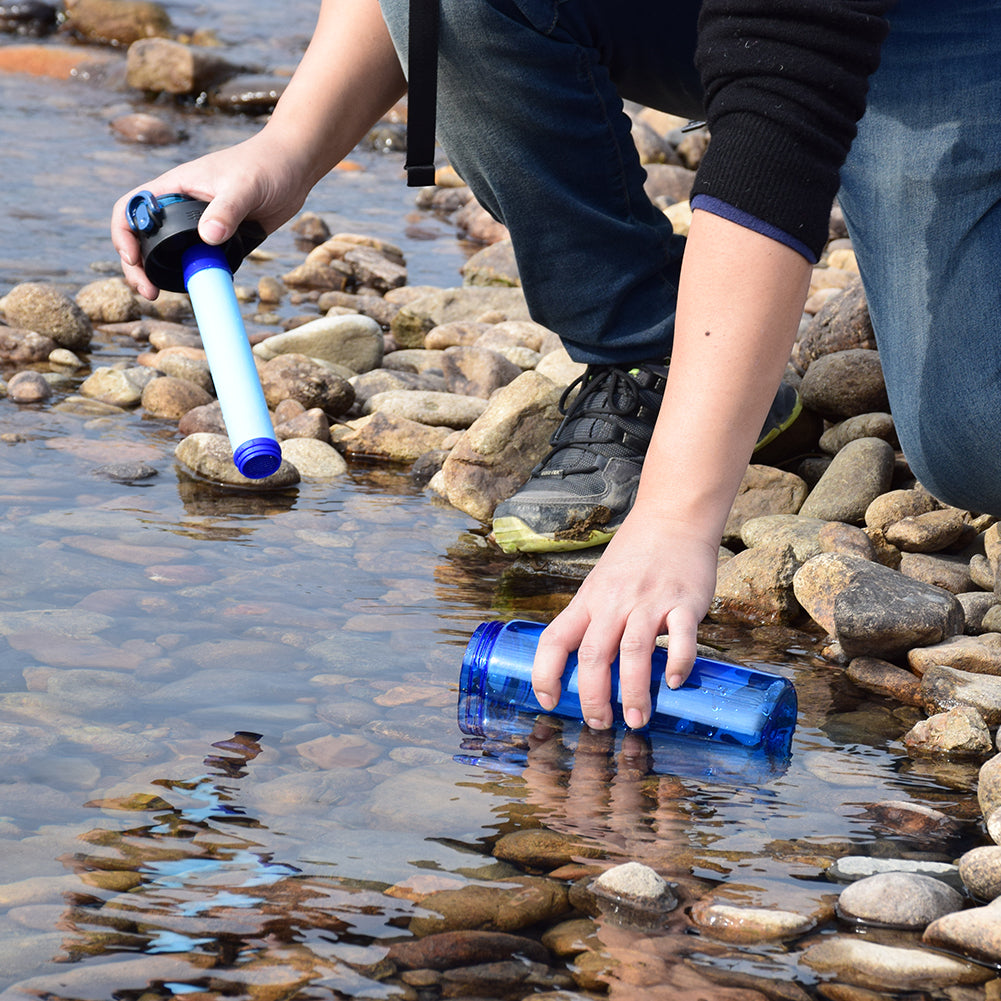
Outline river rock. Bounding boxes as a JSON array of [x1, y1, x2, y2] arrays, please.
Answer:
[[0, 327, 56, 364], [459, 239, 520, 286], [0, 281, 93, 351], [349, 368, 447, 406], [740, 514, 827, 561], [921, 665, 1001, 726], [177, 399, 226, 435], [798, 437, 895, 523], [908, 634, 1001, 677], [865, 488, 938, 533], [63, 0, 169, 44], [365, 388, 487, 429], [109, 111, 179, 145], [709, 542, 801, 626], [424, 320, 493, 350], [801, 937, 992, 991], [383, 348, 446, 375], [957, 845, 1001, 901], [689, 899, 818, 943], [799, 348, 888, 421], [922, 898, 1001, 967], [174, 432, 300, 489], [78, 367, 148, 407], [259, 353, 355, 415], [886, 508, 967, 553], [253, 313, 383, 372], [792, 277, 876, 372], [492, 829, 604, 871], [722, 465, 809, 545], [958, 591, 997, 634], [317, 290, 400, 327], [148, 347, 213, 393], [125, 37, 243, 94], [979, 753, 1001, 820], [819, 412, 897, 453], [388, 929, 550, 970], [587, 862, 678, 927], [278, 438, 347, 479], [846, 656, 922, 705], [390, 287, 532, 349], [835, 871, 964, 929], [209, 73, 287, 114], [6, 371, 51, 404], [903, 705, 992, 758], [455, 199, 510, 245], [274, 407, 330, 443], [826, 856, 962, 888], [409, 876, 570, 936], [140, 375, 212, 418], [440, 345, 522, 397], [337, 411, 451, 462], [536, 347, 587, 387], [75, 277, 139, 324], [437, 370, 563, 522], [0, 0, 58, 35], [898, 551, 973, 594]]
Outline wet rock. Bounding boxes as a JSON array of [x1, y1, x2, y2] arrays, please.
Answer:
[[492, 829, 604, 871], [437, 370, 563, 522], [140, 374, 213, 418], [740, 514, 827, 561], [801, 937, 993, 991], [390, 286, 532, 349], [365, 388, 487, 429], [835, 871, 964, 929], [799, 437, 895, 523], [923, 898, 1001, 967], [826, 856, 962, 888], [274, 407, 331, 443], [209, 73, 287, 114], [903, 705, 992, 759], [109, 111, 179, 145], [125, 37, 243, 94], [279, 438, 347, 479], [337, 411, 451, 462], [921, 665, 1001, 726], [0, 281, 93, 351], [792, 277, 876, 373], [899, 551, 974, 594], [146, 347, 213, 393], [93, 460, 158, 481], [177, 399, 226, 435], [689, 899, 818, 943], [819, 412, 897, 453], [174, 432, 300, 489], [908, 634, 1001, 677], [63, 0, 169, 45], [75, 277, 140, 323], [799, 349, 888, 421], [957, 845, 1001, 901], [846, 656, 922, 706], [709, 542, 802, 626], [388, 929, 550, 970], [0, 0, 57, 36], [587, 862, 678, 928], [0, 326, 56, 364], [541, 918, 601, 958], [440, 344, 522, 398], [409, 876, 570, 936], [722, 465, 809, 545], [6, 371, 51, 404], [254, 313, 383, 372], [259, 353, 355, 415]]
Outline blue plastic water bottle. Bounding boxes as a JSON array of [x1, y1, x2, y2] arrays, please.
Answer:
[[125, 191, 282, 479], [459, 619, 797, 755]]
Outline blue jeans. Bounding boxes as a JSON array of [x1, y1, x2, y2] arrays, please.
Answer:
[[380, 0, 1001, 514]]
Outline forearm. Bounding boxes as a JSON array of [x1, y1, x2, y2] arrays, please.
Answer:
[[633, 209, 812, 540], [262, 0, 407, 186]]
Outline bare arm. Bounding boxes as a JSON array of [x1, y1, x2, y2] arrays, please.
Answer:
[[532, 209, 812, 729], [112, 0, 406, 297]]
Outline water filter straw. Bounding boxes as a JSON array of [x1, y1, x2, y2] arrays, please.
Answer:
[[124, 191, 281, 479], [181, 245, 282, 479], [459, 619, 798, 755]]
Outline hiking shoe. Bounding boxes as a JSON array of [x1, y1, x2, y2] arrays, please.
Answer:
[[492, 362, 670, 553], [492, 365, 804, 554]]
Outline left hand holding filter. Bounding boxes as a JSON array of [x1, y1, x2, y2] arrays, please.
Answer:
[[125, 192, 281, 479]]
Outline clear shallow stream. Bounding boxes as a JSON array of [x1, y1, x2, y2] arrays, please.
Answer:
[[0, 3, 992, 997]]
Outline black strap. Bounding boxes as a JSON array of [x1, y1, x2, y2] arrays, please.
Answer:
[[405, 0, 439, 187]]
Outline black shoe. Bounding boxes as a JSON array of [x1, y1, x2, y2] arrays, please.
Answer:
[[492, 364, 803, 554], [492, 362, 670, 553]]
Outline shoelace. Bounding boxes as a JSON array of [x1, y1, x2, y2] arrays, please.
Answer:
[[541, 365, 659, 472]]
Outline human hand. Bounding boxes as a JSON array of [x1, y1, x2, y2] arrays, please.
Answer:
[[531, 507, 720, 732], [111, 131, 310, 300]]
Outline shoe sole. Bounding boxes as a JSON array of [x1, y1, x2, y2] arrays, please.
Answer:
[[492, 515, 617, 554], [753, 391, 803, 452]]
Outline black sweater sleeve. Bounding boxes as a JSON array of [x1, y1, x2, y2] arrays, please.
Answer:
[[691, 0, 895, 260]]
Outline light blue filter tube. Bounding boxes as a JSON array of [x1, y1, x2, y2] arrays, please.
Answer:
[[181, 245, 282, 479]]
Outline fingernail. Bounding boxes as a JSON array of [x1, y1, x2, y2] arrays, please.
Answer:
[[536, 692, 556, 711], [119, 248, 136, 267], [624, 708, 645, 729], [586, 717, 608, 731], [201, 219, 227, 244], [667, 674, 684, 690]]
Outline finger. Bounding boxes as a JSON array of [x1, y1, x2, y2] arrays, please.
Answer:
[[532, 608, 587, 712], [664, 605, 700, 689], [574, 624, 617, 731], [616, 618, 657, 730]]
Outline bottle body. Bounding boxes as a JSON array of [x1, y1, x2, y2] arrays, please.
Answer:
[[459, 619, 797, 755]]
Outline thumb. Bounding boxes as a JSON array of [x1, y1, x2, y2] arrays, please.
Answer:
[[197, 197, 245, 245]]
